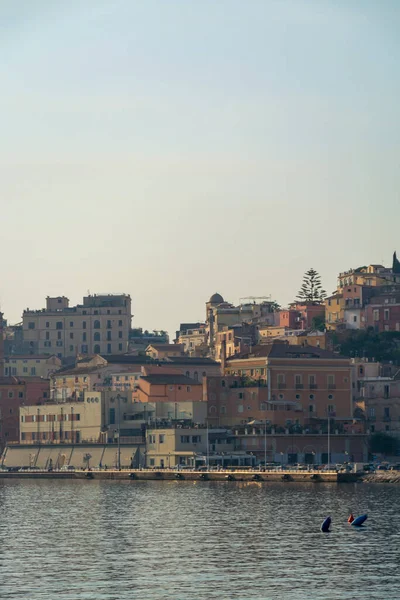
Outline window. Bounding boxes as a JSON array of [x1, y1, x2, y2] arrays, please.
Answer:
[[94, 310, 99, 315], [18, 392, 23, 399], [238, 392, 244, 399], [46, 332, 50, 340], [70, 321, 74, 327], [46, 322, 50, 328], [118, 320, 123, 327], [57, 331, 62, 340], [277, 374, 285, 384], [194, 371, 198, 381], [118, 344, 122, 351], [192, 436, 201, 443], [221, 380, 226, 387], [384, 309, 390, 321], [94, 344, 100, 353], [309, 375, 316, 385], [384, 385, 390, 399], [8, 392, 14, 399], [328, 394, 333, 400], [28, 322, 35, 329], [94, 332, 100, 341], [23, 367, 28, 373], [109, 408, 116, 424], [309, 394, 314, 400], [107, 331, 112, 341], [220, 405, 227, 414], [237, 405, 244, 413], [159, 434, 165, 443], [181, 435, 190, 443], [368, 407, 375, 418], [327, 375, 335, 386], [353, 316, 357, 322], [169, 386, 174, 391], [186, 386, 191, 392], [56, 321, 63, 330], [260, 402, 266, 411], [69, 345, 74, 351], [119, 331, 123, 339], [107, 320, 112, 329], [295, 394, 300, 400], [83, 310, 87, 315], [107, 310, 110, 314], [384, 407, 390, 418], [328, 404, 335, 415], [149, 458, 155, 466], [309, 404, 315, 413], [83, 332, 87, 342], [107, 344, 111, 353], [70, 333, 74, 339], [94, 320, 100, 329], [83, 321, 87, 329], [373, 309, 379, 321]]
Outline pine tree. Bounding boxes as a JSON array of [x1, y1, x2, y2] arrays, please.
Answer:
[[297, 268, 326, 303]]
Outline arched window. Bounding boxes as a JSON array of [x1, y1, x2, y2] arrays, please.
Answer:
[[209, 405, 217, 415], [94, 332, 100, 341], [94, 320, 100, 329], [194, 371, 198, 382], [94, 344, 101, 354]]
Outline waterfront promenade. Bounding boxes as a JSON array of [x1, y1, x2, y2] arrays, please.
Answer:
[[0, 467, 347, 482]]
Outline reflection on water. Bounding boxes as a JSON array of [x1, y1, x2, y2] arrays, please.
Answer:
[[0, 480, 399, 599]]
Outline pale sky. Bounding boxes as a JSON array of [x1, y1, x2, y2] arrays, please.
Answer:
[[1, 0, 400, 337]]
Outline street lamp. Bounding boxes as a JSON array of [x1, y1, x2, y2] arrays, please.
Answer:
[[280, 451, 284, 470], [117, 393, 121, 470]]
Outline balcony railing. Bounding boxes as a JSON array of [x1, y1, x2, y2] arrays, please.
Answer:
[[328, 384, 336, 390], [309, 384, 318, 390], [278, 383, 286, 390], [295, 384, 304, 390]]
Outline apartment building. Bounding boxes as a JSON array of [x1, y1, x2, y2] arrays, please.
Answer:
[[22, 294, 132, 359], [4, 355, 61, 378]]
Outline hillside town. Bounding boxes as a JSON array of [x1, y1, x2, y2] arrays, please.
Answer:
[[2, 252, 400, 470]]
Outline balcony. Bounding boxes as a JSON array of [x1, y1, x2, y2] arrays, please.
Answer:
[[309, 384, 318, 390], [295, 384, 304, 390], [328, 384, 336, 390], [278, 383, 286, 390]]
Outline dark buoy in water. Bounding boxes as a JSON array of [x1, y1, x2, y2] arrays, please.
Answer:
[[351, 514, 368, 527], [321, 516, 332, 532]]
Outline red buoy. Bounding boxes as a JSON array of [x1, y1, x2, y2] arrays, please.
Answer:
[[348, 513, 354, 523]]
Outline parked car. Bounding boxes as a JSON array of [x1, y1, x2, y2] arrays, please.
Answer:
[[60, 465, 75, 471], [377, 464, 388, 471]]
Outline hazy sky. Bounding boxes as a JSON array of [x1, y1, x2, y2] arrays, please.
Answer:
[[1, 0, 400, 336]]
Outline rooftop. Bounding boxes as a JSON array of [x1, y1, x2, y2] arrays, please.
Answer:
[[227, 342, 344, 361], [141, 374, 201, 385]]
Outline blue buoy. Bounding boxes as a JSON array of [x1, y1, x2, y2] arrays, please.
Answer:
[[351, 514, 368, 527], [321, 516, 332, 532]]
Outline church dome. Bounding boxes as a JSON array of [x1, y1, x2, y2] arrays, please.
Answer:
[[209, 293, 224, 304]]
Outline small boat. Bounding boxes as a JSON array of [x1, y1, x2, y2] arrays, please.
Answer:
[[351, 514, 368, 527], [348, 514, 354, 523], [321, 516, 331, 532]]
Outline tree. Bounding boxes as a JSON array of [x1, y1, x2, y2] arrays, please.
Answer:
[[297, 268, 326, 303], [311, 315, 326, 332]]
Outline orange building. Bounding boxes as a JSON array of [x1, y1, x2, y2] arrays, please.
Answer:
[[222, 342, 353, 426]]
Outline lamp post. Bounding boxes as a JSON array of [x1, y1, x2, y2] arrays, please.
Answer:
[[264, 419, 267, 467], [280, 451, 284, 470], [117, 393, 121, 470]]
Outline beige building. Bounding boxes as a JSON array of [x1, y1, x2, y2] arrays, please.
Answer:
[[174, 324, 208, 356], [20, 393, 105, 444], [145, 344, 185, 359], [23, 294, 132, 359], [4, 355, 61, 378], [146, 427, 208, 468]]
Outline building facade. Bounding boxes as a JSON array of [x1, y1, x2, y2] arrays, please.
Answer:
[[22, 294, 132, 359], [4, 355, 62, 378]]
